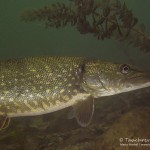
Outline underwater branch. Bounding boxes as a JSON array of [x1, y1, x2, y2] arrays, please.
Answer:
[[21, 0, 150, 53]]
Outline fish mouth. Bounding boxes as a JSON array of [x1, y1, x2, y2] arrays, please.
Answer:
[[126, 72, 150, 88]]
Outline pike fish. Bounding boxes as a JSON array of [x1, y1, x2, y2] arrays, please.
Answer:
[[0, 56, 150, 129]]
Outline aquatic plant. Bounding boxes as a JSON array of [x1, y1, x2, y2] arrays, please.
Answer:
[[21, 0, 150, 52]]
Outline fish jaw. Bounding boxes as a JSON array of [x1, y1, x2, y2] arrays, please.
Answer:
[[78, 60, 150, 98]]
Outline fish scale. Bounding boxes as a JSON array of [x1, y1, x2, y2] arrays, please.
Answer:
[[0, 56, 150, 129], [0, 57, 85, 117]]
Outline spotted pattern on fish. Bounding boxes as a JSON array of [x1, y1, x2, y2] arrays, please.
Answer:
[[0, 57, 86, 117], [0, 56, 150, 128]]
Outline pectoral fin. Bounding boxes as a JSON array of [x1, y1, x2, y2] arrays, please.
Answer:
[[0, 115, 10, 130], [73, 96, 94, 127]]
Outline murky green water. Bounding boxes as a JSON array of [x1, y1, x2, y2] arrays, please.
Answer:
[[0, 0, 150, 64], [0, 0, 150, 149]]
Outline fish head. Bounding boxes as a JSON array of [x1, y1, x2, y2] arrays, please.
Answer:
[[79, 60, 150, 98]]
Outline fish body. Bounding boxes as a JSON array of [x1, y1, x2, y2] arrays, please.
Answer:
[[0, 57, 85, 117], [0, 56, 150, 128]]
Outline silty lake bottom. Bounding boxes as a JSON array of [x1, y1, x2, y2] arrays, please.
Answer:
[[0, 0, 150, 149], [0, 87, 150, 150]]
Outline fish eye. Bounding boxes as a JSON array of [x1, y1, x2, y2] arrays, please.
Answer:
[[120, 64, 130, 74]]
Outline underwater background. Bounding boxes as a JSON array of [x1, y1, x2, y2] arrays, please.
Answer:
[[0, 0, 150, 150], [0, 0, 150, 65]]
